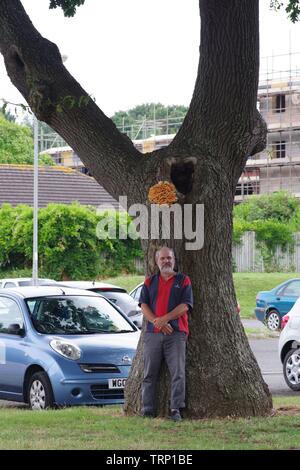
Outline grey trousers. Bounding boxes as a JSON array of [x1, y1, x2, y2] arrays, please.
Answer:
[[142, 331, 187, 413]]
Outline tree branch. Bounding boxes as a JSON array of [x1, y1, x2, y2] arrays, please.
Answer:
[[0, 0, 144, 204], [173, 0, 263, 162]]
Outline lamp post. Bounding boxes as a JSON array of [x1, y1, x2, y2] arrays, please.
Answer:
[[32, 115, 39, 285], [31, 53, 67, 285]]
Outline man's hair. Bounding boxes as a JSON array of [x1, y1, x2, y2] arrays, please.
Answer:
[[155, 246, 175, 261]]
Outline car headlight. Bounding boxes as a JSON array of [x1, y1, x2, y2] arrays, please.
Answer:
[[50, 339, 81, 360]]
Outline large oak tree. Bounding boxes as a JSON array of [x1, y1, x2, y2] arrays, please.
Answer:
[[1, 0, 297, 418]]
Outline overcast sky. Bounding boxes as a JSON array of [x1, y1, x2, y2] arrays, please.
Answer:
[[1, 0, 300, 117]]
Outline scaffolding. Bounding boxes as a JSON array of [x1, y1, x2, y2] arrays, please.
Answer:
[[38, 127, 67, 154], [237, 50, 300, 201], [38, 112, 185, 152], [119, 114, 185, 140]]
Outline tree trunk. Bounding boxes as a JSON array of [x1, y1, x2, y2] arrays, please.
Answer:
[[0, 0, 273, 418], [125, 155, 272, 418]]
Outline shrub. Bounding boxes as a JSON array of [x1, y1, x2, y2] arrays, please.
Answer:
[[96, 210, 143, 277], [233, 192, 299, 272], [0, 203, 143, 279], [0, 204, 17, 267], [234, 191, 300, 223], [252, 219, 294, 251]]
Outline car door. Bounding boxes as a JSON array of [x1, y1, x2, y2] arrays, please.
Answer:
[[0, 297, 27, 401], [275, 280, 300, 314]]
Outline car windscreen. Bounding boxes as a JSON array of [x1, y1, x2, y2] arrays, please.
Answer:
[[26, 296, 135, 335]]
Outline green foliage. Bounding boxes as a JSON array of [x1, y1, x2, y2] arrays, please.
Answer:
[[253, 219, 295, 272], [0, 114, 34, 164], [233, 219, 252, 244], [0, 204, 17, 266], [38, 204, 100, 279], [111, 103, 188, 137], [0, 204, 33, 268], [233, 191, 299, 224], [0, 203, 143, 279], [10, 205, 34, 267], [49, 0, 85, 17], [270, 0, 300, 22], [112, 103, 187, 124], [96, 210, 143, 277], [233, 192, 300, 271], [0, 113, 55, 165], [253, 219, 293, 247], [47, 94, 93, 114], [39, 153, 55, 166]]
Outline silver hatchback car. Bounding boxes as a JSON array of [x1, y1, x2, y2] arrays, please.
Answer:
[[52, 281, 143, 328]]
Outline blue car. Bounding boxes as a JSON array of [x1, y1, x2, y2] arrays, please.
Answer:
[[255, 278, 300, 331], [0, 286, 139, 409]]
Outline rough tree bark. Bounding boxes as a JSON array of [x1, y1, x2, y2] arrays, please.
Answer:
[[0, 0, 272, 417]]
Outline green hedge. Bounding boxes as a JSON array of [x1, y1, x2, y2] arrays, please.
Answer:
[[0, 203, 143, 280], [233, 191, 300, 271]]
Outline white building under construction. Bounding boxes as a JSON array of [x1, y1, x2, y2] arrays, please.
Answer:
[[236, 51, 300, 201]]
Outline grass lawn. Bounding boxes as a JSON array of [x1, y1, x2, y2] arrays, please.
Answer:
[[233, 272, 300, 318], [103, 275, 144, 293], [103, 272, 300, 319], [0, 397, 300, 450]]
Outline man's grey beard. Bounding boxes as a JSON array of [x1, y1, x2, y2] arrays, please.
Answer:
[[160, 265, 174, 274]]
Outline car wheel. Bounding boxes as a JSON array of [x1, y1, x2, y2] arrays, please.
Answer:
[[283, 349, 300, 391], [28, 372, 54, 410], [266, 310, 281, 331]]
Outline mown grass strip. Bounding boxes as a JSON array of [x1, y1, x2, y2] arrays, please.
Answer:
[[0, 397, 300, 450]]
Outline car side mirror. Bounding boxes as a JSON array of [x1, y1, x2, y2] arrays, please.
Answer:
[[8, 323, 25, 336]]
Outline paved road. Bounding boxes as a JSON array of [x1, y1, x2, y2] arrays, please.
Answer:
[[249, 337, 299, 396], [243, 319, 298, 396], [0, 323, 297, 408], [242, 318, 266, 329]]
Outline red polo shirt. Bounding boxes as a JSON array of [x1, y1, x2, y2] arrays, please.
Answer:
[[153, 274, 176, 332]]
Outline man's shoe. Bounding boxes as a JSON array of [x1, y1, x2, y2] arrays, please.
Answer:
[[170, 409, 182, 422]]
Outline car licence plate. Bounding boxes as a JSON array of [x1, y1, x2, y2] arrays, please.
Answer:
[[108, 378, 127, 389]]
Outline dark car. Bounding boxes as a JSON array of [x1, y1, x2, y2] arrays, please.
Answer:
[[255, 278, 300, 331]]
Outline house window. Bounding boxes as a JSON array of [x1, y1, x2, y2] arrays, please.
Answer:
[[273, 141, 286, 159], [275, 94, 286, 113], [54, 153, 62, 164], [235, 183, 254, 197]]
